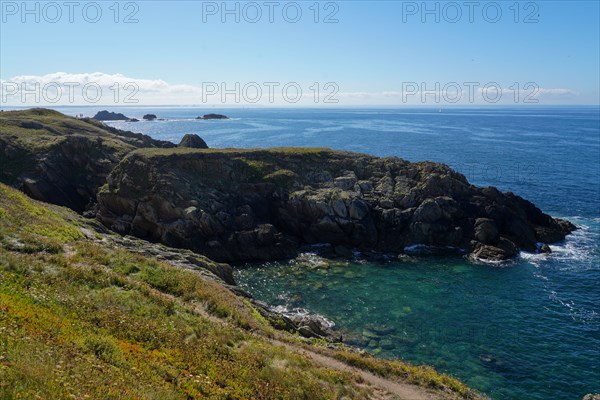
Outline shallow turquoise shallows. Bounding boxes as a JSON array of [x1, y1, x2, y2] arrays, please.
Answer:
[[21, 105, 599, 400], [235, 226, 599, 400]]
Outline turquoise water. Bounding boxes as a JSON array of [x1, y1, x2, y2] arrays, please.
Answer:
[[235, 224, 599, 400], [28, 106, 600, 399]]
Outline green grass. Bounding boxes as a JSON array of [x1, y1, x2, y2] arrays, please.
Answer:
[[0, 109, 114, 150], [0, 183, 369, 399], [133, 147, 336, 158], [0, 181, 482, 399], [0, 184, 82, 254], [109, 146, 352, 192], [333, 350, 482, 399], [0, 109, 135, 185]]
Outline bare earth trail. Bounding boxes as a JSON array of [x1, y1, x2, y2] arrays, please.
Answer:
[[272, 339, 441, 400]]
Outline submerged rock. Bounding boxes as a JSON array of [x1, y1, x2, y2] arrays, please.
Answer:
[[97, 148, 575, 263], [379, 338, 395, 350], [367, 324, 397, 335]]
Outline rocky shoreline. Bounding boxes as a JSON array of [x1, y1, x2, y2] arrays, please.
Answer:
[[96, 147, 575, 263]]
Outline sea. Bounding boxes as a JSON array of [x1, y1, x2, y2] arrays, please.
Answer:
[[19, 106, 600, 400]]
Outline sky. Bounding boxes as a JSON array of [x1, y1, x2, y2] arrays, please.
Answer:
[[1, 0, 599, 106]]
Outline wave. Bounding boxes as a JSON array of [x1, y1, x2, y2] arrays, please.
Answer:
[[271, 305, 336, 329], [521, 216, 599, 270]]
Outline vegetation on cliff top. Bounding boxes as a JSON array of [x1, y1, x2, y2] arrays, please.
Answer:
[[0, 108, 130, 151], [0, 182, 483, 399], [0, 109, 175, 211]]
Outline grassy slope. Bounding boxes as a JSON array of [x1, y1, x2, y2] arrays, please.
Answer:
[[0, 183, 368, 399], [0, 108, 134, 152], [0, 183, 484, 399]]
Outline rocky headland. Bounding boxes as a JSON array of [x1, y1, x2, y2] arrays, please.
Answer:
[[96, 147, 574, 263], [0, 108, 175, 212]]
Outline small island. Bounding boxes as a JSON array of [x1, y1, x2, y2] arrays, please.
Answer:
[[143, 114, 158, 121], [92, 110, 133, 121], [196, 113, 229, 120]]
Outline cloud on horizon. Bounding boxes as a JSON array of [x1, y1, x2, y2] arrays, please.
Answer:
[[0, 72, 587, 106]]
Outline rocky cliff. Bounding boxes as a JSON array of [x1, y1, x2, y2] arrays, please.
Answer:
[[0, 109, 175, 212], [97, 147, 575, 262]]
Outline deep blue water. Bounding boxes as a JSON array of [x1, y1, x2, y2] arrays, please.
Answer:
[[30, 106, 600, 399]]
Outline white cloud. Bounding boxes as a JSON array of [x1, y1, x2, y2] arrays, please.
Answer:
[[3, 72, 199, 93], [1, 72, 208, 106], [339, 85, 581, 105], [535, 88, 579, 97], [0, 72, 584, 106]]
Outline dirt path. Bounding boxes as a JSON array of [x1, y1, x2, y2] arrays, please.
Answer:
[[272, 339, 441, 400]]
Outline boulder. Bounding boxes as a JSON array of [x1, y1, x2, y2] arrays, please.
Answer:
[[348, 199, 369, 220], [413, 199, 443, 222], [179, 134, 208, 149], [471, 237, 518, 261], [474, 218, 499, 244], [331, 199, 347, 218]]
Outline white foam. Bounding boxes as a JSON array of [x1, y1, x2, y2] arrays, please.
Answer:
[[521, 217, 599, 271]]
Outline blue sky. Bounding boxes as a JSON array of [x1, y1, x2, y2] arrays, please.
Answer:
[[1, 1, 599, 106]]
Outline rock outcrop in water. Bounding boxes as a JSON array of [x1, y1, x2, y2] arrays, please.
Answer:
[[92, 110, 132, 121], [97, 147, 575, 262], [197, 113, 229, 120]]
